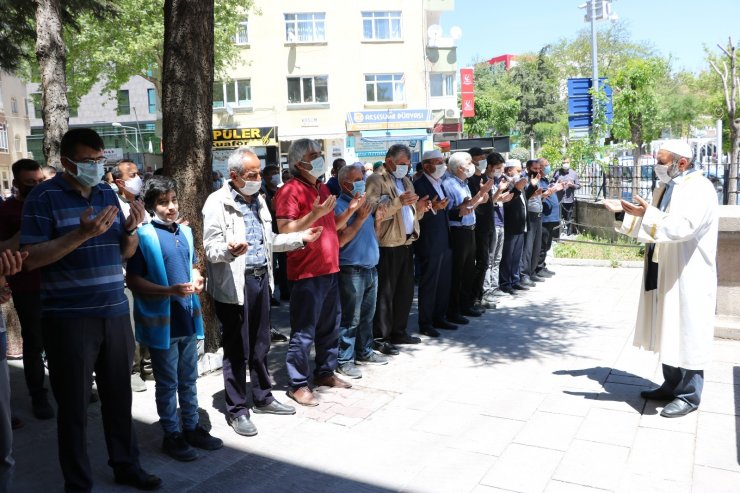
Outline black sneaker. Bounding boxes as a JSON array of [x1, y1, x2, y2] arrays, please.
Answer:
[[32, 395, 54, 420], [184, 425, 223, 451], [162, 432, 198, 461], [270, 328, 288, 342], [113, 465, 162, 490]]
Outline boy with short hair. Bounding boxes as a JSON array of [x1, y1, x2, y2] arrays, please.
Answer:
[[127, 176, 222, 461]]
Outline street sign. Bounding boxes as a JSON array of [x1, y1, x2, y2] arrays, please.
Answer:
[[567, 77, 613, 133]]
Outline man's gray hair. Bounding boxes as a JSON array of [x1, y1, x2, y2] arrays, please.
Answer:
[[448, 152, 472, 173], [386, 143, 411, 161], [667, 151, 694, 167], [287, 138, 321, 175], [337, 162, 363, 185], [227, 146, 258, 174]]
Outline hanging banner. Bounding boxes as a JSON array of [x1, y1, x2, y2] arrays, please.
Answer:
[[460, 67, 475, 117]]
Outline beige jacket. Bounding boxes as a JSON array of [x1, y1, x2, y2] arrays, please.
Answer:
[[365, 166, 425, 247], [202, 182, 304, 305]]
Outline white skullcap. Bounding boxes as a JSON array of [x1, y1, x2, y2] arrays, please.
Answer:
[[504, 159, 521, 168], [352, 161, 365, 167], [660, 140, 693, 159], [422, 149, 443, 161]]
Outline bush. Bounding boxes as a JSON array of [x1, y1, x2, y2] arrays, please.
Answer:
[[509, 147, 530, 162]]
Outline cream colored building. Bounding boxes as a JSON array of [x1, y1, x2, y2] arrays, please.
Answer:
[[0, 71, 31, 197], [211, 0, 459, 174]]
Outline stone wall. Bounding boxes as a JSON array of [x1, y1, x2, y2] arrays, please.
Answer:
[[574, 199, 620, 241], [716, 205, 740, 339]]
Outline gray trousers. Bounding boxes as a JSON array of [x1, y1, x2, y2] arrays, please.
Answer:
[[0, 356, 13, 493], [483, 226, 505, 296]]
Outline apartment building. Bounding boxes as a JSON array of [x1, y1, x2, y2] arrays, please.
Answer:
[[26, 75, 161, 169], [212, 0, 459, 173], [0, 71, 32, 197]]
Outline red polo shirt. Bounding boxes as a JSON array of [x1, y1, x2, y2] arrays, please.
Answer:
[[0, 197, 40, 293], [275, 176, 339, 280]]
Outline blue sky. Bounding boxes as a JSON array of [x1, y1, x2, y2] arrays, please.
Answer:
[[442, 0, 740, 73]]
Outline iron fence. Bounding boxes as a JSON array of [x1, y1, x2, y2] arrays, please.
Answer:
[[574, 157, 738, 205]]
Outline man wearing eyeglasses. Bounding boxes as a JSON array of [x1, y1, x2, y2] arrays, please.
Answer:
[[20, 128, 160, 491]]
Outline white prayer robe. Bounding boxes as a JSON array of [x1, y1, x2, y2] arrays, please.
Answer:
[[617, 172, 718, 369]]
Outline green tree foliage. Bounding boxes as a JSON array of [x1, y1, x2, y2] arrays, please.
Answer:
[[510, 47, 562, 138], [463, 63, 520, 137], [0, 0, 115, 72], [64, 0, 254, 102]]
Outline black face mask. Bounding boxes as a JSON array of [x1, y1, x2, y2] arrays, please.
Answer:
[[16, 184, 36, 198]]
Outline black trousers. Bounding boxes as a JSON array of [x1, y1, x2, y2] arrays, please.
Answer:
[[500, 232, 524, 288], [660, 364, 704, 408], [561, 202, 575, 235], [373, 245, 414, 340], [274, 252, 291, 300], [448, 227, 476, 317], [472, 227, 494, 301], [521, 212, 543, 280], [216, 273, 273, 420], [537, 221, 558, 273], [417, 248, 452, 329], [12, 291, 47, 399], [43, 315, 139, 493]]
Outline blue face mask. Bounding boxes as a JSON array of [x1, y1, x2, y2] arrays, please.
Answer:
[[351, 180, 366, 196], [66, 157, 106, 188], [544, 166, 552, 176]]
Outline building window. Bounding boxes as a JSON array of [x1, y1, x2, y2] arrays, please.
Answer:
[[365, 74, 405, 103], [362, 11, 401, 40], [0, 124, 8, 153], [148, 88, 157, 113], [31, 94, 42, 119], [235, 19, 249, 45], [13, 135, 21, 153], [69, 103, 78, 118], [430, 73, 455, 97], [117, 90, 130, 115], [287, 76, 328, 104], [10, 98, 18, 115], [213, 79, 251, 108], [284, 13, 325, 43]]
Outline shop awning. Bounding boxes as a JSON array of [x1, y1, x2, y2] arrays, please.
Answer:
[[360, 128, 429, 143]]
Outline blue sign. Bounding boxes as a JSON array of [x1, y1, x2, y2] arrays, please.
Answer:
[[346, 109, 433, 131], [567, 78, 613, 130]]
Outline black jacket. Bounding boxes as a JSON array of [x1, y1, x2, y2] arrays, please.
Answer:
[[413, 175, 450, 257]]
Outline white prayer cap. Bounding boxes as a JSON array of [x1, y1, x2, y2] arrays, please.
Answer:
[[421, 149, 443, 161], [660, 140, 693, 159], [504, 159, 521, 168]]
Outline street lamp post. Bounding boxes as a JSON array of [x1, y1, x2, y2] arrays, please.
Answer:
[[112, 122, 141, 153]]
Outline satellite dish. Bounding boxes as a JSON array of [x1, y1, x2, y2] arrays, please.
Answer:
[[450, 26, 463, 40], [427, 24, 443, 40]]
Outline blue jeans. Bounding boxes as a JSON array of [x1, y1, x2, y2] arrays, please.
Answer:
[[338, 266, 378, 364], [149, 335, 199, 434]]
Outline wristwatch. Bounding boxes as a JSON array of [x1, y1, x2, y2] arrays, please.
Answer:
[[125, 227, 138, 236]]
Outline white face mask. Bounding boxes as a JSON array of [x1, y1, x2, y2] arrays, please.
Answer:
[[476, 161, 487, 172], [124, 175, 143, 197], [151, 212, 178, 226], [303, 156, 325, 179], [562, 162, 571, 170], [493, 170, 503, 178], [239, 179, 262, 196], [392, 164, 409, 179], [654, 163, 678, 184], [430, 164, 446, 180], [462, 165, 475, 179]]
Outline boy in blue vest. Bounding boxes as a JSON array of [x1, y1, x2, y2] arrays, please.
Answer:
[[127, 176, 223, 461]]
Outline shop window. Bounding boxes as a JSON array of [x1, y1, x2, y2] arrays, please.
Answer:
[[284, 13, 325, 43], [0, 124, 8, 153], [235, 19, 249, 45], [213, 79, 251, 109], [365, 74, 405, 103], [148, 88, 157, 113], [31, 94, 42, 119], [287, 76, 328, 104], [10, 98, 18, 115], [117, 90, 130, 116], [430, 73, 455, 97], [362, 11, 401, 40]]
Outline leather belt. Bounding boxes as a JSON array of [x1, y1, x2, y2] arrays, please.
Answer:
[[245, 265, 268, 277], [451, 225, 475, 230]]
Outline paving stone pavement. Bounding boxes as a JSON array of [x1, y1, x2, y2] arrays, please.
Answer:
[[6, 265, 740, 492]]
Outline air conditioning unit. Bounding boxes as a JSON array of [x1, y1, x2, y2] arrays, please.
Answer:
[[445, 108, 460, 119]]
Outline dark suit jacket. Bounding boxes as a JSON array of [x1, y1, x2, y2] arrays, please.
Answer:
[[413, 175, 450, 257], [503, 187, 527, 235]]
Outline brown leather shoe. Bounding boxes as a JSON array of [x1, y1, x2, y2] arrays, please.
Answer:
[[313, 373, 352, 389], [287, 386, 319, 407]]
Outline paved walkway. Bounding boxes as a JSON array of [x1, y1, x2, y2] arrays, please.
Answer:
[[7, 265, 740, 492]]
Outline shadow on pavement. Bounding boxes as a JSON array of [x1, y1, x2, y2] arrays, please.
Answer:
[[7, 362, 393, 493], [553, 366, 657, 414]]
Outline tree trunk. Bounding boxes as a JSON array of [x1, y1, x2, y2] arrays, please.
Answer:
[[630, 117, 642, 200], [34, 0, 68, 167], [162, 0, 218, 351], [730, 120, 739, 204]]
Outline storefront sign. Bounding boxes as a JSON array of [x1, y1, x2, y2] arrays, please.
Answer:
[[212, 127, 278, 148], [346, 109, 433, 131], [103, 148, 124, 161]]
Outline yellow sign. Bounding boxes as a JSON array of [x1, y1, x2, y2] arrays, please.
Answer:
[[212, 127, 278, 148]]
